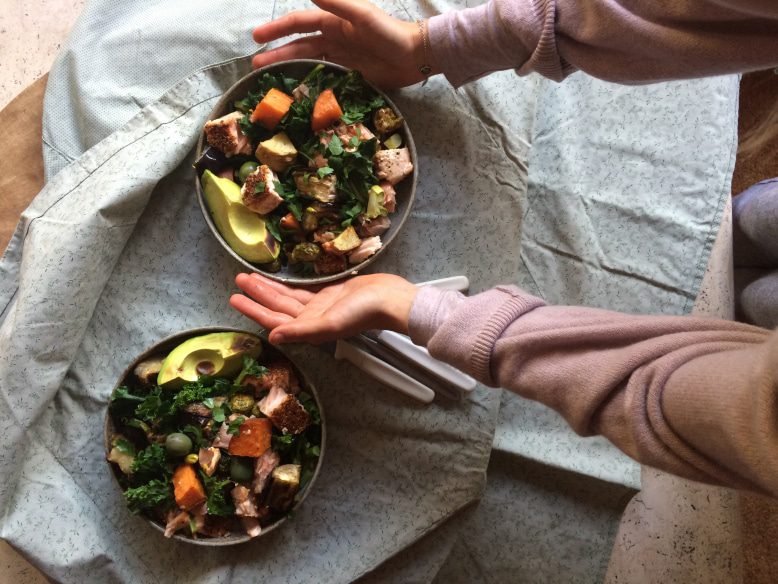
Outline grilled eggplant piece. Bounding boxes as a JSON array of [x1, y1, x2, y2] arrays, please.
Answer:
[[134, 357, 164, 385]]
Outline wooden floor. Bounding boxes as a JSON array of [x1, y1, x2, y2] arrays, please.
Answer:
[[731, 69, 778, 195], [1, 3, 87, 580]]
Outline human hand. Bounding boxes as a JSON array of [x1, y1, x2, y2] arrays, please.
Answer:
[[252, 0, 435, 89], [229, 272, 419, 344]]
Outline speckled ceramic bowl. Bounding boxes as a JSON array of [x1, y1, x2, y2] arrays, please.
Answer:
[[194, 59, 417, 285], [104, 326, 326, 546]]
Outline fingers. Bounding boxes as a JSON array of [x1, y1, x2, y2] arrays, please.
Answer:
[[252, 35, 331, 69], [253, 10, 333, 43], [311, 0, 373, 25], [229, 294, 294, 329], [269, 314, 347, 345], [245, 273, 317, 304], [235, 273, 306, 318]]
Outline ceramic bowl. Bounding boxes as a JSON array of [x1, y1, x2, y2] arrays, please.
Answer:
[[104, 326, 326, 545], [194, 59, 417, 285]]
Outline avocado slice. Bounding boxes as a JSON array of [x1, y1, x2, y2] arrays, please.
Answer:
[[157, 332, 262, 389], [201, 170, 280, 264]]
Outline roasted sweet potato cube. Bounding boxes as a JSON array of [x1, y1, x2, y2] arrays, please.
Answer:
[[173, 464, 207, 511], [228, 418, 273, 457]]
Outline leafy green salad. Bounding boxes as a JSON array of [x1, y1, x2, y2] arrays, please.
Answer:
[[200, 64, 414, 276], [107, 331, 322, 540]]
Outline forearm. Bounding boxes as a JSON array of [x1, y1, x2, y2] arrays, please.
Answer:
[[409, 285, 778, 494], [428, 0, 778, 87]]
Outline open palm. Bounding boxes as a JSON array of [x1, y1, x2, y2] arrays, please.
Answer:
[[229, 272, 418, 344], [252, 0, 428, 89]]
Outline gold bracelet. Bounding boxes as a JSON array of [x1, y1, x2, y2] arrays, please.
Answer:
[[416, 19, 432, 83]]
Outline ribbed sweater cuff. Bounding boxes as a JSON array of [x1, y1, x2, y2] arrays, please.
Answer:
[[518, 0, 575, 81], [409, 285, 546, 386], [428, 0, 537, 88], [428, 0, 575, 87]]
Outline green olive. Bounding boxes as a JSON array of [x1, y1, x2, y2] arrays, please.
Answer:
[[165, 433, 193, 457], [230, 457, 254, 482], [237, 161, 259, 184], [229, 393, 255, 415]]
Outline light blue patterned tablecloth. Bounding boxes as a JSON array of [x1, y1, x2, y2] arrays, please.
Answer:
[[0, 0, 738, 582]]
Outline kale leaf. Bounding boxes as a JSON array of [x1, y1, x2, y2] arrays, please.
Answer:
[[124, 478, 175, 514], [281, 98, 314, 145], [273, 180, 304, 222], [110, 386, 146, 418], [131, 443, 170, 484], [332, 71, 386, 124], [171, 377, 230, 411], [321, 136, 378, 227], [135, 387, 169, 421], [340, 199, 365, 228], [234, 90, 262, 115], [200, 472, 235, 516], [238, 113, 268, 143], [112, 386, 145, 404]]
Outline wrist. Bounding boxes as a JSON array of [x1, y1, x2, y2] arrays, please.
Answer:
[[379, 277, 419, 335], [400, 19, 439, 85]]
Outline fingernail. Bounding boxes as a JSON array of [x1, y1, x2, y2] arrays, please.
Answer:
[[271, 333, 285, 345]]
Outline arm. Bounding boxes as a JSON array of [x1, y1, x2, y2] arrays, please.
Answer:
[[252, 0, 778, 89], [429, 0, 778, 86], [410, 285, 778, 495], [230, 272, 778, 495]]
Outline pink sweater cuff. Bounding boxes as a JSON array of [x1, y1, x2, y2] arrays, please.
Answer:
[[428, 0, 568, 87], [409, 285, 546, 384]]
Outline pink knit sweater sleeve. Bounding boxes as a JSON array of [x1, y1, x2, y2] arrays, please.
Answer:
[[427, 0, 778, 86], [409, 285, 778, 495]]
